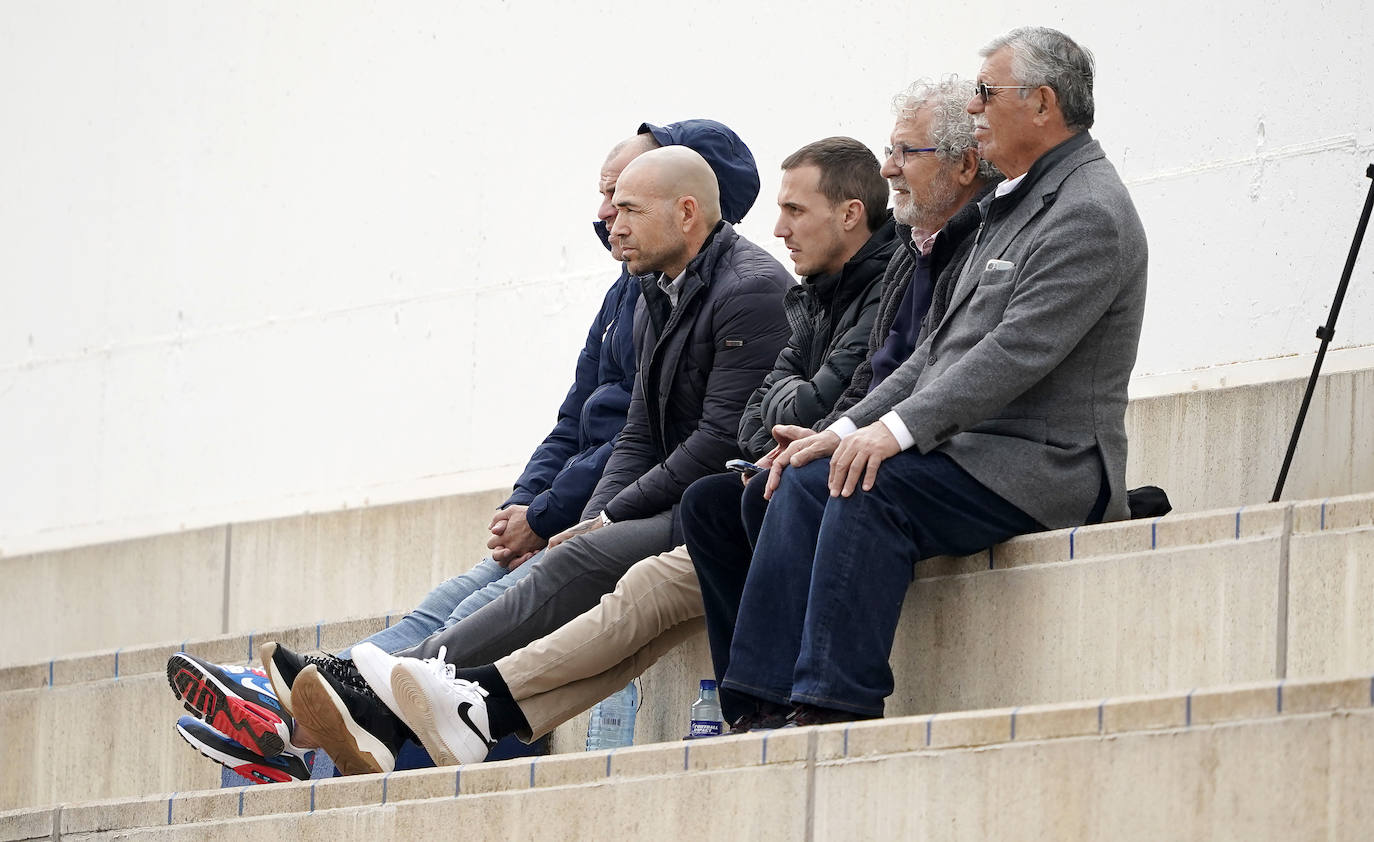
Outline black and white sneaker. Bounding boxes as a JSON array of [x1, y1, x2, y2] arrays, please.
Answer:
[[289, 663, 410, 776], [390, 651, 497, 766], [258, 641, 361, 718]]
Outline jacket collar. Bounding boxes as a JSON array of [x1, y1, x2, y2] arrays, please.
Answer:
[[939, 134, 1105, 319]]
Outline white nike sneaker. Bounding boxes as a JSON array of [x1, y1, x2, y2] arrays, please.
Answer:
[[389, 655, 497, 766]]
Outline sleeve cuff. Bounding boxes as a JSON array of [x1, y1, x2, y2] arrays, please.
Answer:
[[825, 416, 859, 439], [879, 411, 917, 451]]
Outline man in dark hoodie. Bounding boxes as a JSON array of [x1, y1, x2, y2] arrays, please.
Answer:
[[683, 77, 1005, 729], [260, 143, 796, 774], [164, 120, 764, 781]]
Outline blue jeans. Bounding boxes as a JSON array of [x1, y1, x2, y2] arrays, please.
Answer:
[[722, 452, 1043, 717], [338, 553, 541, 658]]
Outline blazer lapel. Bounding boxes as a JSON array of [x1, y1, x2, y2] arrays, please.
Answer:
[[929, 140, 1107, 338]]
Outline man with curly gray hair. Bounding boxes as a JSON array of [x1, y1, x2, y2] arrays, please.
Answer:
[[713, 27, 1148, 728]]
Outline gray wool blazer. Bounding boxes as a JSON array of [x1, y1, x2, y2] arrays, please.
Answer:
[[843, 136, 1148, 529]]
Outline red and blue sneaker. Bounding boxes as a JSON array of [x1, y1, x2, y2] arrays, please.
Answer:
[[173, 716, 313, 784], [167, 652, 290, 758]]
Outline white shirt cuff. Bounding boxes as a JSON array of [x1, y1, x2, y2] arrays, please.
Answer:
[[825, 417, 859, 439], [879, 411, 916, 451]]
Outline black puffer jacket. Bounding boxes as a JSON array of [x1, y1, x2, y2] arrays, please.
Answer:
[[737, 217, 897, 458], [822, 183, 998, 427], [588, 222, 793, 524]]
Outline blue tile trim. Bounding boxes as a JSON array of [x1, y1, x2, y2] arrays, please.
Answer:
[[606, 750, 614, 777], [1186, 689, 1195, 727], [843, 725, 850, 757], [1010, 706, 1021, 740], [529, 758, 537, 787], [761, 733, 769, 764], [316, 623, 323, 650], [310, 781, 316, 812], [48, 660, 53, 688], [385, 614, 392, 629], [683, 745, 690, 771], [1235, 508, 1243, 539], [167, 793, 176, 825], [382, 773, 390, 804], [1069, 527, 1079, 559], [988, 545, 995, 570], [114, 648, 121, 680], [1277, 681, 1285, 713], [248, 632, 255, 662], [1151, 518, 1162, 549], [455, 768, 461, 797], [179, 639, 187, 653], [925, 716, 933, 747], [238, 790, 244, 817], [1322, 499, 1329, 530], [1097, 699, 1107, 733]]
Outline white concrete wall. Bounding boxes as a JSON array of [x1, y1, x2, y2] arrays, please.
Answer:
[[2, 0, 1372, 553]]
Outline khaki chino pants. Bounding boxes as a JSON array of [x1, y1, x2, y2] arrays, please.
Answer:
[[494, 544, 705, 741]]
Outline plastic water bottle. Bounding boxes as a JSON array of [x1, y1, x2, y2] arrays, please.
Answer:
[[688, 679, 723, 738], [585, 680, 638, 751]]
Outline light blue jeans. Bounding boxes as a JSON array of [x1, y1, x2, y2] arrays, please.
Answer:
[[337, 552, 542, 658]]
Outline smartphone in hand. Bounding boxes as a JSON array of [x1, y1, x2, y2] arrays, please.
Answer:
[[725, 458, 763, 477]]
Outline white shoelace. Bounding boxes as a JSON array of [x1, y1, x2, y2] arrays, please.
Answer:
[[418, 646, 488, 699]]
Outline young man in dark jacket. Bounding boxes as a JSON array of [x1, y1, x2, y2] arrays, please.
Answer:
[[268, 145, 795, 773], [685, 77, 1006, 729]]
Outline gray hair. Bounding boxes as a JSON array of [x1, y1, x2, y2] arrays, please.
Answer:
[[892, 76, 1000, 183], [980, 27, 1095, 131]]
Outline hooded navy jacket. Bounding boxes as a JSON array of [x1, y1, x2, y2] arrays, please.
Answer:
[[501, 222, 639, 539]]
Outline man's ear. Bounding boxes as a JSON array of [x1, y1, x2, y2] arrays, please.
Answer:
[[1032, 85, 1060, 124], [840, 199, 865, 232], [678, 195, 699, 231], [956, 148, 981, 187]]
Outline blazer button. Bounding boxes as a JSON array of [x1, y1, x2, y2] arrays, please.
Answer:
[[927, 354, 938, 366]]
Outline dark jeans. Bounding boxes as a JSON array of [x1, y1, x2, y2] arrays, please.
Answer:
[[680, 471, 769, 722], [721, 451, 1044, 717]]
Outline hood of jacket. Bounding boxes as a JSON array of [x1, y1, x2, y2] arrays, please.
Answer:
[[638, 119, 760, 224]]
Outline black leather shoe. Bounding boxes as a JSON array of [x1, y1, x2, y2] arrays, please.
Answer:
[[728, 700, 792, 734], [786, 703, 866, 728]]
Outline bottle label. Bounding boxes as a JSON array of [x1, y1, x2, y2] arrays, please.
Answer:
[[689, 719, 722, 737]]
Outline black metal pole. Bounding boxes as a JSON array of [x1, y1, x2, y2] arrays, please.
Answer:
[[1271, 164, 1374, 502]]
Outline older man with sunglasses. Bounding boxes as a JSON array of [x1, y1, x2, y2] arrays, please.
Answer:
[[717, 26, 1148, 726]]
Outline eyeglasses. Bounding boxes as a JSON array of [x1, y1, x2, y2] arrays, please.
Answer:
[[975, 81, 1037, 103], [883, 145, 939, 166]]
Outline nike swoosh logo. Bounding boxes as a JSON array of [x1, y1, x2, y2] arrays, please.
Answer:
[[457, 702, 497, 749], [236, 676, 282, 710]]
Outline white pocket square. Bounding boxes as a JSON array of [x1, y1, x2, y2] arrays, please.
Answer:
[[985, 259, 1015, 271]]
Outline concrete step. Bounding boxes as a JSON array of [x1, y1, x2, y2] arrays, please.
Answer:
[[0, 489, 508, 668], [3, 493, 1371, 813], [5, 365, 1371, 668], [4, 674, 1371, 841]]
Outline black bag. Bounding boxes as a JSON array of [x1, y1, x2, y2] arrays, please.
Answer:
[[1127, 485, 1172, 519]]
